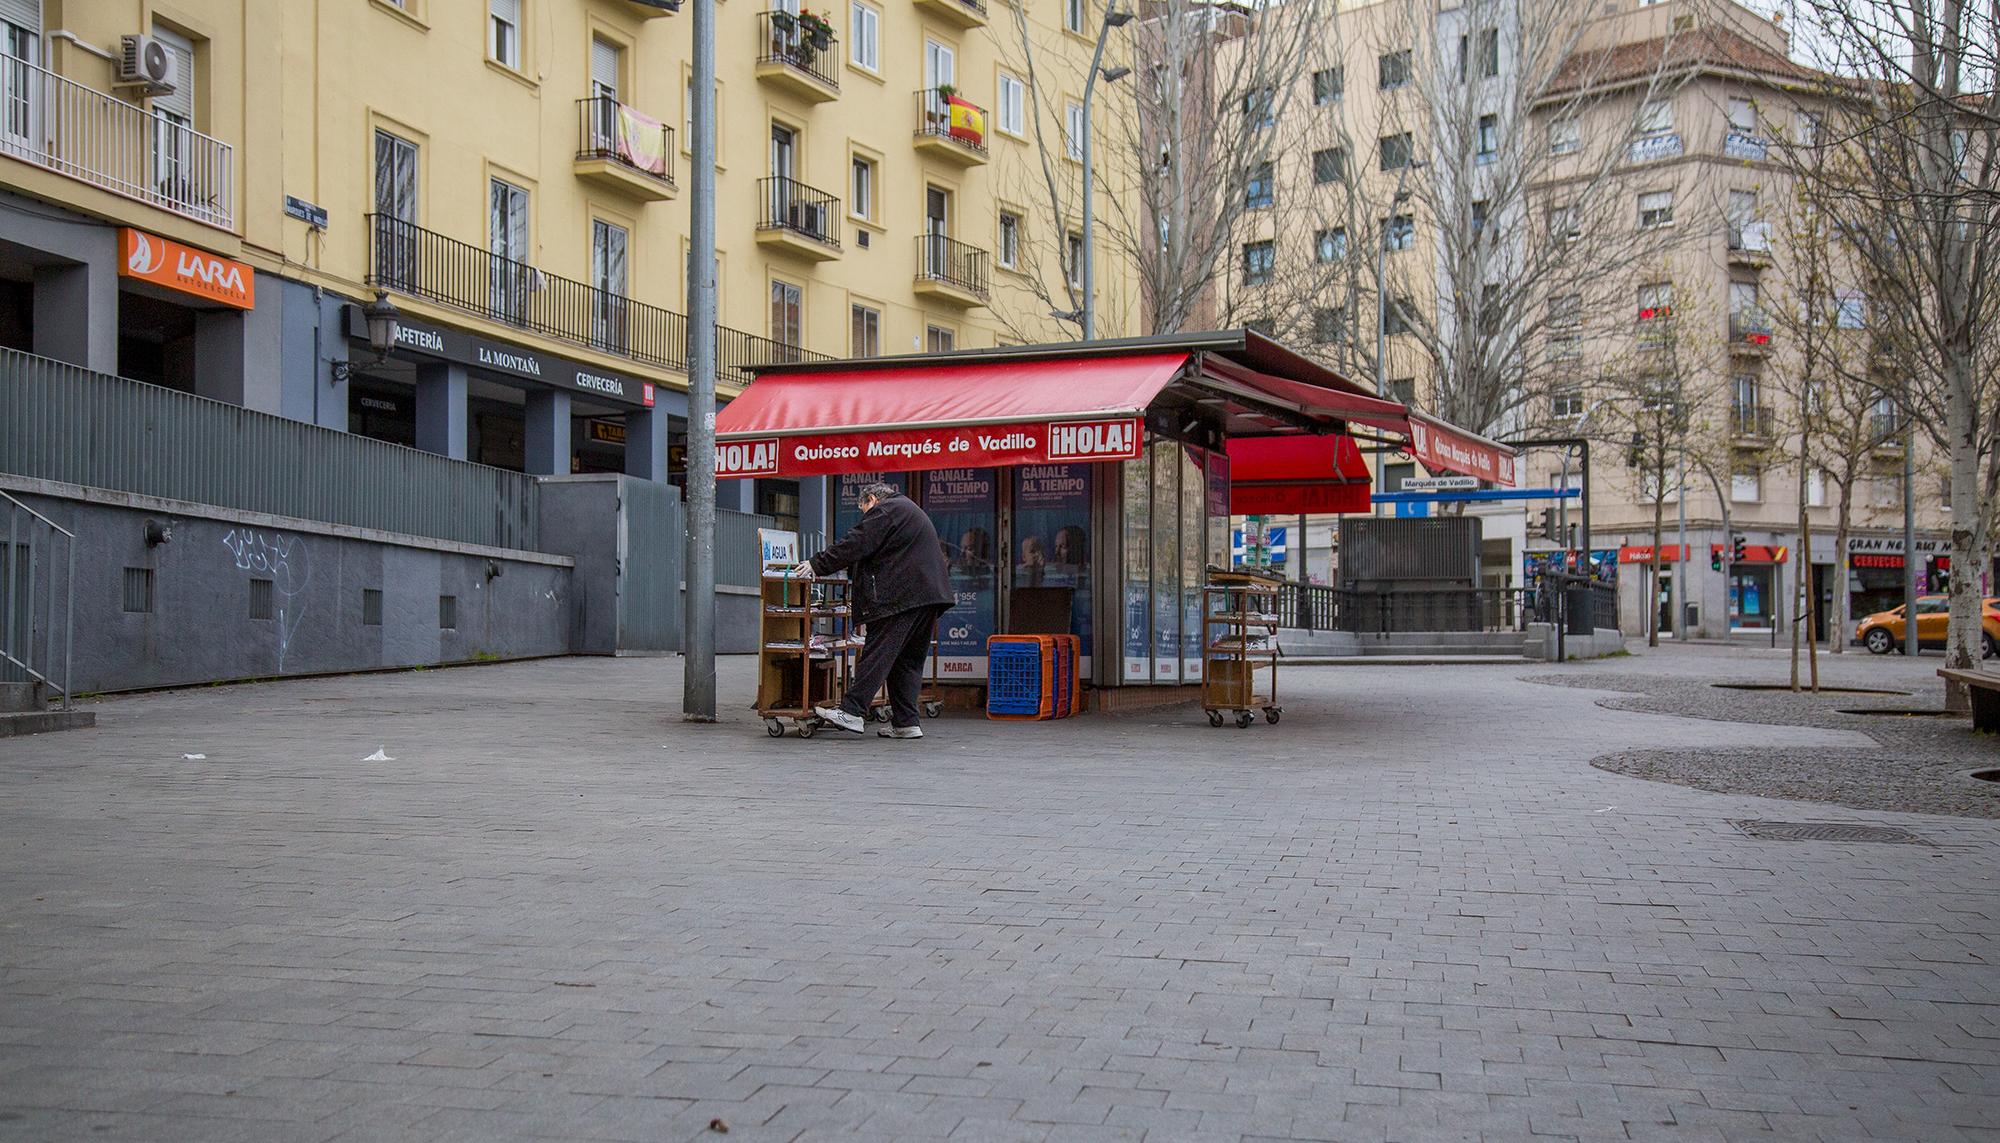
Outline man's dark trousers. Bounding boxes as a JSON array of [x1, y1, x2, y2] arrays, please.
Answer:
[[840, 605, 947, 728]]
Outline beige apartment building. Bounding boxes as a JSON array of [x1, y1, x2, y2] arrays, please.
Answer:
[[0, 0, 1137, 528], [1208, 0, 1956, 639]]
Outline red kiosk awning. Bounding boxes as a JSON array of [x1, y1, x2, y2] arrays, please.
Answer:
[[715, 332, 1516, 505]]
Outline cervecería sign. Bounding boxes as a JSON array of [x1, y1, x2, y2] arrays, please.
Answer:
[[716, 418, 1143, 478], [342, 304, 654, 408]]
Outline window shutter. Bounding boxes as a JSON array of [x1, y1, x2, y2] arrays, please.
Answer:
[[0, 0, 40, 39], [152, 25, 195, 120], [590, 37, 619, 99], [490, 0, 521, 25]]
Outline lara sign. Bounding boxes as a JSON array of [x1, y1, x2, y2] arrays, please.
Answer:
[[119, 228, 255, 309], [717, 417, 1144, 478]]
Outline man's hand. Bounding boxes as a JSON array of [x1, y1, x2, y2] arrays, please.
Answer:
[[789, 561, 817, 580]]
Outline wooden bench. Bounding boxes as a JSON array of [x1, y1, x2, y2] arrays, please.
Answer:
[[1938, 668, 2000, 733]]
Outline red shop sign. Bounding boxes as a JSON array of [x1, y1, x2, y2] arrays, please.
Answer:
[[717, 417, 1143, 478], [1408, 413, 1517, 486], [1618, 544, 1688, 563]]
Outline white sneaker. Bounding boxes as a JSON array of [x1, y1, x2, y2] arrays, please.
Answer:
[[813, 705, 865, 733], [878, 725, 924, 739]]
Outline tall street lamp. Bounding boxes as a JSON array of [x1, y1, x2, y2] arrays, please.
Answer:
[[1079, 5, 1133, 341]]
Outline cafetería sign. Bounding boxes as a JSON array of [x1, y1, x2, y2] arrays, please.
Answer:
[[341, 304, 655, 407], [119, 228, 255, 309], [717, 417, 1143, 478]]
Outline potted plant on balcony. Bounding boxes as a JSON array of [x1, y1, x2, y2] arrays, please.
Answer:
[[798, 8, 834, 51]]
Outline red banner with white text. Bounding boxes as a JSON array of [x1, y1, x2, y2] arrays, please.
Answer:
[[717, 418, 1143, 478], [1407, 412, 1516, 486]]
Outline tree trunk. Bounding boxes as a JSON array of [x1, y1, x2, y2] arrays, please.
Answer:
[[1831, 492, 1853, 654], [1944, 353, 1980, 711]]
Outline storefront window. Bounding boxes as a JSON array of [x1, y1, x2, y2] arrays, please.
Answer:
[[1180, 445, 1206, 681], [1122, 452, 1151, 682], [1732, 566, 1773, 628], [1011, 465, 1093, 664], [1150, 438, 1181, 681], [926, 468, 997, 679], [832, 471, 905, 540]]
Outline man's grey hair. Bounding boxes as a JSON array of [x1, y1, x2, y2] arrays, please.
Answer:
[[859, 482, 901, 504]]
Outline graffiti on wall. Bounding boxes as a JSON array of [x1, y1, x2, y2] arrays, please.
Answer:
[[221, 528, 311, 671]]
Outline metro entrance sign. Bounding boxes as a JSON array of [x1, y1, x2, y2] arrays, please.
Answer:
[[717, 417, 1144, 478]]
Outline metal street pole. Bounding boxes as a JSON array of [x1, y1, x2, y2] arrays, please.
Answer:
[[1079, 8, 1130, 342], [1901, 411, 1916, 656], [1674, 442, 1686, 638], [683, 0, 719, 721]]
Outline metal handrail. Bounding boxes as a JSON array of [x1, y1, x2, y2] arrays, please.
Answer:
[[0, 489, 75, 711], [758, 11, 840, 90], [757, 176, 842, 247], [916, 233, 990, 298], [575, 95, 676, 188], [0, 53, 234, 228]]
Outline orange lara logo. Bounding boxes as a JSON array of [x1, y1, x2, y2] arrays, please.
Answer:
[[125, 231, 166, 275], [118, 228, 255, 310]]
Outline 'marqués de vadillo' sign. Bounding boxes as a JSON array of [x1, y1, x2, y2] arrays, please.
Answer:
[[342, 304, 654, 408]]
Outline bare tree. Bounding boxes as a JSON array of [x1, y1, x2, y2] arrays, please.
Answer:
[[1782, 0, 2000, 697]]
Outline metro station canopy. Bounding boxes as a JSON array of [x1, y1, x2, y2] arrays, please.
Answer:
[[716, 330, 1515, 512]]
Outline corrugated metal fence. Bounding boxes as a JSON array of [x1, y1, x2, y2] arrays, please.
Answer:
[[0, 348, 541, 550]]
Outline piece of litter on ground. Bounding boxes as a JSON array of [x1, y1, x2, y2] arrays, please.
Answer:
[[1594, 806, 1616, 813], [181, 753, 206, 760], [362, 747, 394, 762]]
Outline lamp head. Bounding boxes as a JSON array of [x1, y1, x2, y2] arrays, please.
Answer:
[[1104, 7, 1134, 26], [362, 290, 401, 356], [1100, 65, 1131, 82]]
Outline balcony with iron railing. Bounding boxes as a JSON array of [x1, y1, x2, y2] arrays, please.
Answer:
[[365, 213, 823, 385], [1732, 402, 1774, 440], [914, 233, 989, 306], [1729, 308, 1774, 355], [0, 54, 233, 229], [1727, 220, 1772, 267], [755, 176, 843, 260], [913, 89, 988, 165], [755, 11, 841, 102], [574, 95, 676, 201], [913, 0, 987, 28]]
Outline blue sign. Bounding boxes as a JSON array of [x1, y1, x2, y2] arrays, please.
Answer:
[[1231, 526, 1288, 565], [1394, 499, 1430, 517]]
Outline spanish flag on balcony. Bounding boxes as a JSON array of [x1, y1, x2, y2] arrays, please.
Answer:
[[947, 96, 985, 146]]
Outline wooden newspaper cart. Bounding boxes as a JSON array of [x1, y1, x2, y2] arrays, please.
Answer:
[[1201, 567, 1283, 728]]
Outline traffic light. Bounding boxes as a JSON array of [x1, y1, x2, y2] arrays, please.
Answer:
[[1732, 534, 1747, 562], [1711, 546, 1722, 572], [1539, 507, 1558, 539]]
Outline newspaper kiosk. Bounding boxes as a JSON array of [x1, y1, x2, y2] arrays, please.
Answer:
[[716, 330, 1515, 701]]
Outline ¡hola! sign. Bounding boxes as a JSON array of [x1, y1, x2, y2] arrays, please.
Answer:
[[119, 228, 255, 309], [716, 417, 1143, 478]]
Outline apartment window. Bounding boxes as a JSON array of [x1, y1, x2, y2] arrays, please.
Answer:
[[1379, 132, 1412, 170], [1734, 373, 1761, 411], [150, 25, 196, 191], [850, 156, 873, 219], [1729, 279, 1758, 315], [1311, 147, 1345, 184], [850, 303, 880, 357], [770, 279, 803, 347], [1547, 205, 1579, 242], [1727, 188, 1757, 230], [1242, 240, 1275, 285], [1243, 87, 1275, 131], [1065, 0, 1085, 33], [1385, 378, 1415, 404], [1807, 468, 1827, 506], [591, 219, 629, 348], [926, 325, 956, 352], [850, 1, 878, 70], [1066, 232, 1083, 288], [1731, 465, 1762, 503], [1064, 101, 1084, 160], [1638, 281, 1673, 322], [1475, 28, 1499, 77], [1245, 162, 1274, 209], [997, 211, 1021, 269], [1795, 112, 1820, 146], [997, 72, 1026, 135], [488, 178, 529, 319], [1315, 227, 1347, 263], [1638, 99, 1673, 136], [1471, 199, 1489, 239], [1638, 190, 1674, 229], [1313, 66, 1344, 105], [1383, 213, 1414, 252], [1383, 296, 1412, 336], [1549, 292, 1580, 328], [1835, 289, 1867, 329], [1552, 389, 1584, 418], [489, 0, 521, 69], [1378, 49, 1411, 90], [1726, 96, 1756, 134], [1549, 117, 1579, 155], [1476, 114, 1498, 161], [1312, 308, 1343, 343]]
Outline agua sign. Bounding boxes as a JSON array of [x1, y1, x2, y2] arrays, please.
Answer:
[[119, 228, 255, 309], [717, 417, 1143, 478]]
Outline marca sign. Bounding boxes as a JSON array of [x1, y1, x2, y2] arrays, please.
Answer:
[[119, 229, 254, 309], [717, 418, 1143, 478], [1407, 413, 1515, 486]]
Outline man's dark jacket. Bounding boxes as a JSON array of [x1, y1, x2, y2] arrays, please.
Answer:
[[810, 495, 953, 625]]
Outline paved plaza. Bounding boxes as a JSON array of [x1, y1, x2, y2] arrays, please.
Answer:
[[1, 646, 1996, 1142]]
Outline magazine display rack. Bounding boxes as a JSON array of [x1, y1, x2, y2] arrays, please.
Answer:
[[756, 571, 859, 738], [1201, 568, 1283, 728]]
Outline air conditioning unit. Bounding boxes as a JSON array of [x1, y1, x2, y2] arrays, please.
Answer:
[[118, 35, 180, 95]]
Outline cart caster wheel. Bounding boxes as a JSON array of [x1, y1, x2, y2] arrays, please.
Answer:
[[924, 701, 942, 719], [1235, 711, 1254, 729], [1208, 710, 1224, 727], [765, 719, 784, 737], [797, 721, 817, 739], [1264, 708, 1281, 725], [869, 707, 889, 723]]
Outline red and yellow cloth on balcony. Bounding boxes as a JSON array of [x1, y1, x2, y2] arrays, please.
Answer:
[[615, 104, 669, 176], [946, 96, 984, 146]]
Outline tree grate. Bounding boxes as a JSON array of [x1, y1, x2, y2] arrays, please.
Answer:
[[1731, 820, 1930, 844]]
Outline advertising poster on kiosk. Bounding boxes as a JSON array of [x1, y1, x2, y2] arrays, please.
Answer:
[[1011, 465, 1093, 670], [833, 471, 907, 539], [1123, 453, 1152, 682], [924, 468, 997, 680]]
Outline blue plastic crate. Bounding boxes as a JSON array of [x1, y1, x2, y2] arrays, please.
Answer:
[[987, 642, 1050, 716]]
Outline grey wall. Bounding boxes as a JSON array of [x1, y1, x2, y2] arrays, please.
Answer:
[[11, 490, 572, 694], [0, 190, 119, 373]]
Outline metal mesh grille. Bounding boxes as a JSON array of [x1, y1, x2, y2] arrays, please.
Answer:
[[362, 589, 383, 627], [1732, 820, 1928, 844], [439, 595, 457, 630], [249, 578, 274, 620], [121, 567, 153, 614]]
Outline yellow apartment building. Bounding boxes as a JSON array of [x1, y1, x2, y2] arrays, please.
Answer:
[[0, 0, 1137, 527]]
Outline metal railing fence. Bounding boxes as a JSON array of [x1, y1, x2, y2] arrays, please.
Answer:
[[0, 490, 74, 710], [0, 347, 541, 550]]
